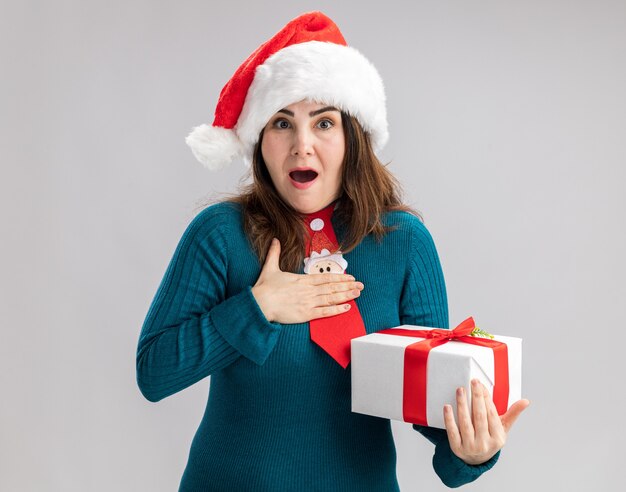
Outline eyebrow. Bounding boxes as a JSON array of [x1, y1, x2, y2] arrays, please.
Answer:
[[276, 106, 339, 117]]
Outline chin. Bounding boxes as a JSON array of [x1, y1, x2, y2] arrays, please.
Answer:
[[279, 186, 338, 214], [282, 197, 310, 213]]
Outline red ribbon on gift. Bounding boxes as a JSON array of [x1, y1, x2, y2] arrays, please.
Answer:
[[378, 317, 509, 426]]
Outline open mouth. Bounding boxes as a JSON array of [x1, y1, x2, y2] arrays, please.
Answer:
[[289, 170, 318, 183]]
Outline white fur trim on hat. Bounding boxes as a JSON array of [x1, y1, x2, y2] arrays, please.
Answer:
[[185, 124, 245, 171], [236, 41, 388, 167]]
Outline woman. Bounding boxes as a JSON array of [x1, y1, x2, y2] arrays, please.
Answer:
[[136, 11, 528, 491]]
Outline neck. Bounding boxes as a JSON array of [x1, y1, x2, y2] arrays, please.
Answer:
[[304, 198, 339, 216]]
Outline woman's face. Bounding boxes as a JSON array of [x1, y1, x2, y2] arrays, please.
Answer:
[[261, 99, 345, 214]]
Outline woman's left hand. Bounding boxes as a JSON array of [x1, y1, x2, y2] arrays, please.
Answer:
[[443, 379, 530, 465]]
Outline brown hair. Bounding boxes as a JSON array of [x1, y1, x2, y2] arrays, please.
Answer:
[[196, 112, 422, 273]]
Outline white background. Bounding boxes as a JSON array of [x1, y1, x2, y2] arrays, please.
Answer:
[[1, 1, 624, 490]]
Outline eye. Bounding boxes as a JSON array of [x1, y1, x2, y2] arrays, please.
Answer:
[[318, 267, 324, 273], [326, 266, 331, 271], [272, 118, 291, 129], [317, 119, 334, 130]]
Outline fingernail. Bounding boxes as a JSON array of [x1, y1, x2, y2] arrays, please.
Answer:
[[444, 404, 452, 413], [457, 387, 463, 397]]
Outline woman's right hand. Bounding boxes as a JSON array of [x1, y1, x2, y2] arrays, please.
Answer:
[[251, 238, 364, 324]]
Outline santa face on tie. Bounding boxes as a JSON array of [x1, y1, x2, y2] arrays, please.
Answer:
[[304, 248, 347, 274]]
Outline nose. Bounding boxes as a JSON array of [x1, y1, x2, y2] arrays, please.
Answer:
[[291, 126, 314, 157]]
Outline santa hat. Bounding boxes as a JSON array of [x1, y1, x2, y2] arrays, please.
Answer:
[[185, 11, 388, 170]]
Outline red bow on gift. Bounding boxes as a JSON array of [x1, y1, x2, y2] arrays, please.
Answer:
[[378, 317, 509, 426], [418, 316, 475, 339]]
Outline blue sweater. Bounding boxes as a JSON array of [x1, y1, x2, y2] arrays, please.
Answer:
[[136, 201, 499, 490]]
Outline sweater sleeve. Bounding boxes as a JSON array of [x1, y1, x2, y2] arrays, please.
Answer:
[[398, 216, 448, 330], [399, 216, 500, 488], [136, 205, 282, 402], [412, 424, 500, 488]]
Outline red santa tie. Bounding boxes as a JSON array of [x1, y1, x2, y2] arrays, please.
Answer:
[[303, 201, 367, 368]]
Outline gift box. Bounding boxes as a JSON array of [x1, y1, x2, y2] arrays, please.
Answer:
[[351, 317, 522, 430]]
